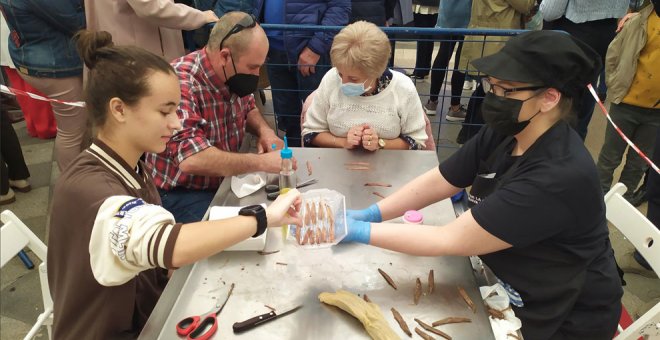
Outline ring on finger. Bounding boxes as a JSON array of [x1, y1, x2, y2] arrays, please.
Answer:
[[368, 141, 371, 146]]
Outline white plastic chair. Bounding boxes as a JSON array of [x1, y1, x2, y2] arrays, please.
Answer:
[[604, 183, 660, 339], [1, 210, 53, 340]]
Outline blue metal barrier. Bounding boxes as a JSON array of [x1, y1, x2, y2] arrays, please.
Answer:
[[259, 24, 528, 155]]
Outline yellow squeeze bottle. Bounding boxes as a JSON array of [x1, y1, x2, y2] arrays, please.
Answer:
[[279, 137, 296, 236]]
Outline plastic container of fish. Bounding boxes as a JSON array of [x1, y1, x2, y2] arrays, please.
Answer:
[[288, 188, 347, 248]]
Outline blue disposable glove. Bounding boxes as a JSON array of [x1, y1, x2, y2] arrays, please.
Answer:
[[341, 216, 371, 244], [346, 204, 382, 223]]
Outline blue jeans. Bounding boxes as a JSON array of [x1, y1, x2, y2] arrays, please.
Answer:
[[266, 49, 330, 146], [158, 188, 216, 224]]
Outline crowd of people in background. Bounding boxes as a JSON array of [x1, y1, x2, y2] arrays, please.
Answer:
[[2, 0, 653, 161]]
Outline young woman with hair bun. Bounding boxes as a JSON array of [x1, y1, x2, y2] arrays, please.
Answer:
[[47, 30, 302, 339]]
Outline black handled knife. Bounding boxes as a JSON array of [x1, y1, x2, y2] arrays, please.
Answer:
[[232, 304, 302, 333]]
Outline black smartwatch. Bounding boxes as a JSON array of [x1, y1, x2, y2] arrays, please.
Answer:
[[238, 205, 267, 238]]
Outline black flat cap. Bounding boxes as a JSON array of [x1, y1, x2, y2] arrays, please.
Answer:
[[471, 30, 602, 97]]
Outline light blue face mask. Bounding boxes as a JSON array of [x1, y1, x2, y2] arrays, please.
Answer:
[[340, 79, 372, 97]]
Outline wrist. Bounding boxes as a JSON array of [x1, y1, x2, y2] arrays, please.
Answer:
[[239, 215, 260, 237], [337, 137, 348, 148], [239, 204, 267, 237], [367, 204, 383, 223], [334, 136, 346, 148], [258, 127, 276, 139], [250, 153, 266, 172], [377, 138, 386, 150], [265, 208, 276, 228], [351, 220, 372, 244]]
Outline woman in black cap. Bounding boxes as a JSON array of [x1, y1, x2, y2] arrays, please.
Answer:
[[344, 30, 623, 339]]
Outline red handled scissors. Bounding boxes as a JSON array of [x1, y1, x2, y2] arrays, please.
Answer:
[[176, 283, 234, 340]]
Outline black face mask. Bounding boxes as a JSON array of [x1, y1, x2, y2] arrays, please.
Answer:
[[223, 52, 259, 98], [481, 92, 541, 136], [652, 0, 660, 17]]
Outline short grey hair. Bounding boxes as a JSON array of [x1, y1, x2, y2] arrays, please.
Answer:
[[330, 21, 391, 79], [207, 11, 263, 60]]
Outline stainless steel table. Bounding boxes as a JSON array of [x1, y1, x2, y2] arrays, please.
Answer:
[[140, 148, 495, 339]]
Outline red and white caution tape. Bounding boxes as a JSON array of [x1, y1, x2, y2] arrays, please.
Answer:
[[2, 82, 659, 175], [588, 84, 660, 174], [1, 84, 86, 108]]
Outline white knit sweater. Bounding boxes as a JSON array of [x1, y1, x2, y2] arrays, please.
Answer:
[[302, 68, 428, 147]]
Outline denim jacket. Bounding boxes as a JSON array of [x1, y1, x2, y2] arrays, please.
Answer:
[[0, 0, 85, 78], [194, 0, 256, 18], [255, 0, 350, 64]]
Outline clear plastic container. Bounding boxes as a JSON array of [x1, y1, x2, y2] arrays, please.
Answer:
[[288, 189, 347, 249]]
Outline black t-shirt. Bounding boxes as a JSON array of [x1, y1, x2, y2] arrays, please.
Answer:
[[439, 122, 623, 339]]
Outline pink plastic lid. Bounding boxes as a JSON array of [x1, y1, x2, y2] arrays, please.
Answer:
[[403, 210, 424, 224]]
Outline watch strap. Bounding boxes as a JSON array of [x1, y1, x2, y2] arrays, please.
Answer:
[[239, 205, 267, 238]]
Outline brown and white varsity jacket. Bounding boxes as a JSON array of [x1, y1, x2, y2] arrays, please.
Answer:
[[47, 140, 182, 339]]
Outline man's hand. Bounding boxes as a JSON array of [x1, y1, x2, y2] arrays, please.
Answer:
[[256, 130, 283, 154], [258, 151, 283, 173], [258, 152, 298, 173], [616, 12, 638, 32], [298, 47, 321, 77], [203, 10, 219, 23]]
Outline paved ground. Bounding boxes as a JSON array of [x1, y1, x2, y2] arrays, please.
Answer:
[[1, 43, 658, 339]]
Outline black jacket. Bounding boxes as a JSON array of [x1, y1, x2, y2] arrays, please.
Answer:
[[412, 0, 438, 8], [350, 0, 395, 26]]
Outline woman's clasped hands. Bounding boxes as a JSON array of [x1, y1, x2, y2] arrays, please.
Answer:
[[344, 124, 380, 152]]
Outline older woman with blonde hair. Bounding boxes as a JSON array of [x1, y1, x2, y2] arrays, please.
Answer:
[[302, 21, 428, 151]]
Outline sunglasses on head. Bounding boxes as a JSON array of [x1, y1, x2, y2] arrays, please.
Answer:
[[219, 14, 257, 49]]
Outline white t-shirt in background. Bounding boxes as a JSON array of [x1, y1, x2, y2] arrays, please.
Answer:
[[1, 16, 15, 68]]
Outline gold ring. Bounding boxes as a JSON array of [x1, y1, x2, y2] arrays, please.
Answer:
[[368, 141, 371, 146], [369, 136, 372, 141]]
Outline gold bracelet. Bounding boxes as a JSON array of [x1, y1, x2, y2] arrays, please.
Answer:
[[332, 135, 337, 147]]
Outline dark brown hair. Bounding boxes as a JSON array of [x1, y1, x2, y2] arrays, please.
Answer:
[[557, 95, 575, 123], [74, 30, 176, 126]]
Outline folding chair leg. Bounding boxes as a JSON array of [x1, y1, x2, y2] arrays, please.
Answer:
[[17, 250, 34, 269]]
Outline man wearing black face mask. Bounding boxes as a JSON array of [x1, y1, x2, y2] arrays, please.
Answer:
[[145, 12, 287, 224], [344, 30, 623, 339]]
